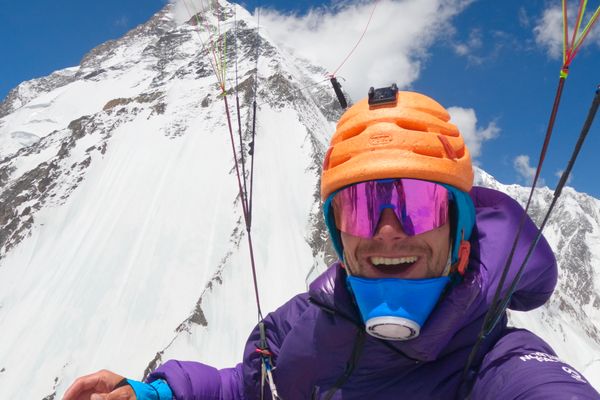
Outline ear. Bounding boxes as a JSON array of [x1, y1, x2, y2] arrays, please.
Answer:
[[455, 240, 471, 275]]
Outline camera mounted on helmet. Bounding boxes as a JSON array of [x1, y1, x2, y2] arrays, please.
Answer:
[[368, 83, 399, 107]]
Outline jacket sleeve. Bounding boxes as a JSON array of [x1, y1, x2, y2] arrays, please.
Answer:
[[470, 328, 600, 399], [147, 360, 244, 399], [146, 293, 311, 400]]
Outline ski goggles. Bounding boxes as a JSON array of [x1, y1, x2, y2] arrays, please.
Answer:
[[331, 179, 450, 238]]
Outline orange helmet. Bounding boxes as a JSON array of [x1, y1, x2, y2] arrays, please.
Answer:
[[321, 90, 473, 201]]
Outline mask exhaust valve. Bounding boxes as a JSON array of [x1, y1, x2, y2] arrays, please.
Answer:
[[366, 316, 420, 341]]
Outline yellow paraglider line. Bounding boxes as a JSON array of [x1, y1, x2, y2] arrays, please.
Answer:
[[561, 0, 600, 74], [569, 6, 600, 62], [182, 0, 225, 89]]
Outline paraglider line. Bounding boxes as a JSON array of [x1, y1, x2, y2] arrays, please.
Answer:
[[233, 5, 250, 212], [223, 94, 263, 320], [330, 0, 379, 77], [249, 7, 261, 228]]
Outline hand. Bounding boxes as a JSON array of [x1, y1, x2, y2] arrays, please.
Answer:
[[63, 369, 136, 400]]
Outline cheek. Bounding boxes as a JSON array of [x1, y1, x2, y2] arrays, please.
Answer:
[[340, 232, 359, 254], [340, 232, 361, 271], [429, 225, 451, 265]]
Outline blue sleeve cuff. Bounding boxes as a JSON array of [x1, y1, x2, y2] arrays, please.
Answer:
[[126, 378, 173, 400]]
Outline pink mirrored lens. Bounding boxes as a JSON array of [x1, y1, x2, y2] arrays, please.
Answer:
[[332, 179, 449, 238]]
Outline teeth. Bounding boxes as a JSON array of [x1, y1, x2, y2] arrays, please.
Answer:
[[371, 256, 417, 266]]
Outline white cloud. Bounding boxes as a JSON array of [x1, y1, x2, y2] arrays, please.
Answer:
[[518, 6, 530, 28], [446, 107, 499, 159], [256, 0, 473, 101], [534, 5, 600, 60], [555, 168, 573, 185], [452, 28, 483, 63], [514, 154, 545, 186], [533, 6, 564, 59], [453, 43, 469, 56]]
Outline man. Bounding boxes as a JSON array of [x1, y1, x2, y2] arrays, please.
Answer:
[[64, 88, 599, 399]]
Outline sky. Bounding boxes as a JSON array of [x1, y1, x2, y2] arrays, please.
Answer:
[[1, 0, 599, 198]]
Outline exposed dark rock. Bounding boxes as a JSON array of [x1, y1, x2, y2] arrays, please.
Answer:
[[264, 72, 301, 108], [104, 92, 164, 114], [41, 392, 56, 400], [0, 157, 61, 256], [235, 74, 257, 105], [143, 350, 164, 380], [0, 165, 15, 190], [151, 102, 166, 115], [103, 98, 132, 111], [80, 156, 92, 169], [176, 299, 208, 332], [40, 376, 60, 400], [137, 91, 164, 104], [79, 40, 120, 72], [68, 116, 94, 140], [83, 69, 106, 80]]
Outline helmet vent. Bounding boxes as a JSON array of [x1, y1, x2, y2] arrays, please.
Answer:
[[339, 123, 368, 142], [413, 146, 443, 158], [395, 118, 428, 132], [327, 153, 352, 169]]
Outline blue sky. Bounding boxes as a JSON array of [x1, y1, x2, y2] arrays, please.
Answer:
[[1, 0, 599, 198]]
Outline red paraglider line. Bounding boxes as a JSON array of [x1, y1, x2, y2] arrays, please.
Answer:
[[330, 0, 379, 77]]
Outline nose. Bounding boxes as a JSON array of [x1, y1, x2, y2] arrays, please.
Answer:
[[373, 208, 409, 241]]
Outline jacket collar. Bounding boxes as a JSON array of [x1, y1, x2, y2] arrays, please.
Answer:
[[308, 262, 483, 361]]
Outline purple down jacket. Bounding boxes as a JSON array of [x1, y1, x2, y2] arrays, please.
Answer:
[[148, 187, 600, 399]]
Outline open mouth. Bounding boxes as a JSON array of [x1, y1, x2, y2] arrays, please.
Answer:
[[369, 256, 418, 275]]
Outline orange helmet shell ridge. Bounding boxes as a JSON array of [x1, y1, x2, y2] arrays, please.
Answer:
[[321, 91, 474, 200]]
